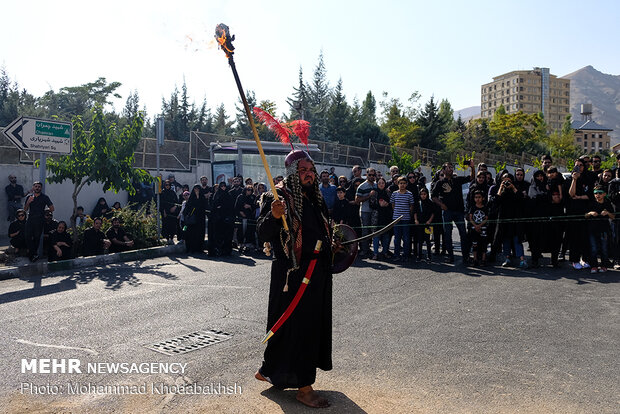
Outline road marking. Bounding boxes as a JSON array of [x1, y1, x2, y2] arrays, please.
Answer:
[[14, 338, 99, 355]]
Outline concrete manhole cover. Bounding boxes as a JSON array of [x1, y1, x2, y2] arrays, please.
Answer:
[[145, 330, 232, 356]]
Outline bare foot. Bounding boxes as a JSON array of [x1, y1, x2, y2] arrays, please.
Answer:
[[296, 386, 330, 408], [254, 371, 271, 383]]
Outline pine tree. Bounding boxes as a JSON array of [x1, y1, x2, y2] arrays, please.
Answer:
[[235, 90, 257, 138], [286, 67, 310, 121], [326, 78, 352, 143], [213, 104, 234, 136], [307, 52, 331, 141], [416, 96, 442, 149]]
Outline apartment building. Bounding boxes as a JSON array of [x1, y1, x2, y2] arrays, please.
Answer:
[[480, 67, 570, 131]]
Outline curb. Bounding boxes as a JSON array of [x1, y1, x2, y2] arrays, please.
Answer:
[[0, 244, 185, 280]]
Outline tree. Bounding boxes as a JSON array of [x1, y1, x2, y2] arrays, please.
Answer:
[[46, 105, 151, 247], [352, 91, 387, 146], [380, 96, 420, 148], [234, 90, 257, 138], [213, 103, 234, 136], [547, 114, 580, 160], [490, 108, 545, 153], [286, 67, 310, 121], [416, 96, 449, 150], [326, 78, 352, 143], [307, 52, 331, 140]]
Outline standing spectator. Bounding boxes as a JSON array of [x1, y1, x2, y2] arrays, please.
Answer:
[[390, 177, 414, 261], [414, 188, 435, 263], [546, 190, 565, 268], [527, 170, 549, 267], [48, 221, 73, 262], [612, 153, 620, 179], [160, 180, 179, 244], [82, 217, 111, 256], [338, 176, 348, 190], [106, 217, 135, 253], [229, 176, 244, 201], [211, 181, 235, 256], [514, 168, 530, 199], [5, 174, 25, 221], [371, 178, 393, 260], [387, 166, 399, 187], [431, 161, 474, 264], [319, 170, 337, 215], [351, 165, 363, 180], [8, 209, 27, 255], [24, 181, 54, 262], [546, 167, 564, 201], [346, 177, 363, 232], [182, 184, 207, 254], [332, 187, 350, 225], [467, 190, 489, 266], [585, 185, 615, 273], [541, 154, 553, 173], [493, 173, 527, 268], [235, 185, 256, 252], [567, 159, 592, 270], [591, 155, 603, 180], [178, 191, 191, 242], [91, 197, 111, 219], [467, 171, 489, 211], [168, 174, 184, 197], [355, 168, 378, 258], [596, 169, 613, 194]]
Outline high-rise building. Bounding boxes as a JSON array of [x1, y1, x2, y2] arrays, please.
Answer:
[[480, 67, 570, 131]]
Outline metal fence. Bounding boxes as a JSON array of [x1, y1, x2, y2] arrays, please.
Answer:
[[133, 138, 191, 171]]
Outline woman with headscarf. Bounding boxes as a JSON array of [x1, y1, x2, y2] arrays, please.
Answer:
[[491, 172, 527, 268], [235, 185, 257, 252], [91, 197, 110, 219], [210, 181, 235, 256], [160, 180, 179, 244], [183, 184, 207, 253], [527, 170, 550, 267], [48, 221, 73, 262]]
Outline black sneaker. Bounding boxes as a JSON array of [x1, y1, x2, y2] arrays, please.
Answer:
[[445, 255, 455, 264]]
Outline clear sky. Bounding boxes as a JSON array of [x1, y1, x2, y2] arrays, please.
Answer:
[[1, 0, 619, 121]]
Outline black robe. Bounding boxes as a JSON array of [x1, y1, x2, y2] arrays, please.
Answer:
[[184, 193, 206, 253], [257, 189, 332, 389], [48, 230, 73, 261]]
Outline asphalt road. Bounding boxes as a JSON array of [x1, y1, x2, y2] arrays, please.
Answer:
[[0, 251, 618, 414]]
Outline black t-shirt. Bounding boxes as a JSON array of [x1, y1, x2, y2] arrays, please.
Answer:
[[5, 184, 24, 202], [106, 227, 127, 242], [431, 176, 470, 212], [414, 199, 435, 224], [468, 204, 489, 236], [587, 199, 614, 233], [8, 219, 26, 240], [332, 198, 350, 224], [26, 193, 53, 219]]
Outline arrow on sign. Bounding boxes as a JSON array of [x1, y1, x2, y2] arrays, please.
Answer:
[[2, 116, 28, 149]]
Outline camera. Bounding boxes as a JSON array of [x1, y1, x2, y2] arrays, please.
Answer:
[[572, 165, 580, 173]]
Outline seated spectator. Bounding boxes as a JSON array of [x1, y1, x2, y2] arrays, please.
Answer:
[[74, 206, 86, 227], [91, 197, 111, 218], [82, 217, 111, 256], [8, 209, 27, 255], [106, 217, 134, 253], [111, 201, 122, 211], [48, 221, 73, 262], [43, 209, 59, 255]]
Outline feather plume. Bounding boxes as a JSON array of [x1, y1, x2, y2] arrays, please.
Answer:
[[253, 107, 291, 145], [288, 120, 310, 147]]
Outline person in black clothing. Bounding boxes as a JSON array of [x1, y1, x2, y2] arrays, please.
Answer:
[[8, 209, 27, 255], [160, 180, 179, 244], [210, 181, 235, 256], [6, 174, 26, 221], [82, 217, 111, 256], [43, 210, 59, 256], [332, 187, 350, 225], [345, 177, 363, 233], [91, 197, 111, 219], [229, 176, 244, 201], [182, 184, 206, 253], [371, 177, 393, 260], [491, 173, 527, 268], [596, 169, 613, 194], [514, 168, 530, 200], [48, 221, 73, 262], [430, 170, 446, 256], [546, 190, 565, 268], [466, 171, 489, 211], [235, 185, 257, 251], [467, 190, 489, 266], [567, 159, 592, 269], [526, 170, 549, 267], [585, 185, 615, 272], [24, 181, 54, 262], [414, 187, 435, 263], [431, 161, 475, 264], [106, 217, 135, 253]]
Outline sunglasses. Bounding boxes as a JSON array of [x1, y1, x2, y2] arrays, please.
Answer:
[[367, 174, 376, 177], [17, 214, 25, 217]]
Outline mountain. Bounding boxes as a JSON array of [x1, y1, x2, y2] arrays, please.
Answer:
[[561, 65, 620, 143], [453, 105, 480, 121]]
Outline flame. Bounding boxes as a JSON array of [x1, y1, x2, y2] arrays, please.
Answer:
[[215, 23, 235, 58]]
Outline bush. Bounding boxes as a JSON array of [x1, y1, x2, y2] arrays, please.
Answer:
[[71, 200, 162, 255]]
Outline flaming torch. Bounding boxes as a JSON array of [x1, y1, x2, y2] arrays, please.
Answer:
[[214, 23, 289, 232]]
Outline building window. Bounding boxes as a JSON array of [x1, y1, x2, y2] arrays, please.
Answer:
[[599, 142, 603, 148], [577, 137, 581, 142], [520, 104, 523, 108], [599, 134, 603, 138]]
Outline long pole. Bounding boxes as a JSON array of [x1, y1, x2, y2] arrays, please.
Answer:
[[227, 56, 289, 231], [156, 117, 163, 241], [37, 153, 47, 257]]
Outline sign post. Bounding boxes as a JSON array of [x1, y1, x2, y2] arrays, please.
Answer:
[[2, 116, 73, 257], [156, 117, 164, 241]]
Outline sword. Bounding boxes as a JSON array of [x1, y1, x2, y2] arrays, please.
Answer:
[[338, 215, 403, 246]]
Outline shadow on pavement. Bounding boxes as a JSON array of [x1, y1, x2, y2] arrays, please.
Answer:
[[260, 387, 367, 413], [0, 277, 77, 305]]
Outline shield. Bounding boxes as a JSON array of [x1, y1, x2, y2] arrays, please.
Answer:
[[331, 224, 358, 274]]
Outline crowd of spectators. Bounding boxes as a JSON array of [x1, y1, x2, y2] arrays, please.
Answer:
[[7, 152, 620, 274]]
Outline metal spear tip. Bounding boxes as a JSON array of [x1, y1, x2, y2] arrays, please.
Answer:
[[215, 23, 235, 58]]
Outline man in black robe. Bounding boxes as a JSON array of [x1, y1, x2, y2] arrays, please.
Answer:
[[255, 150, 333, 408]]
